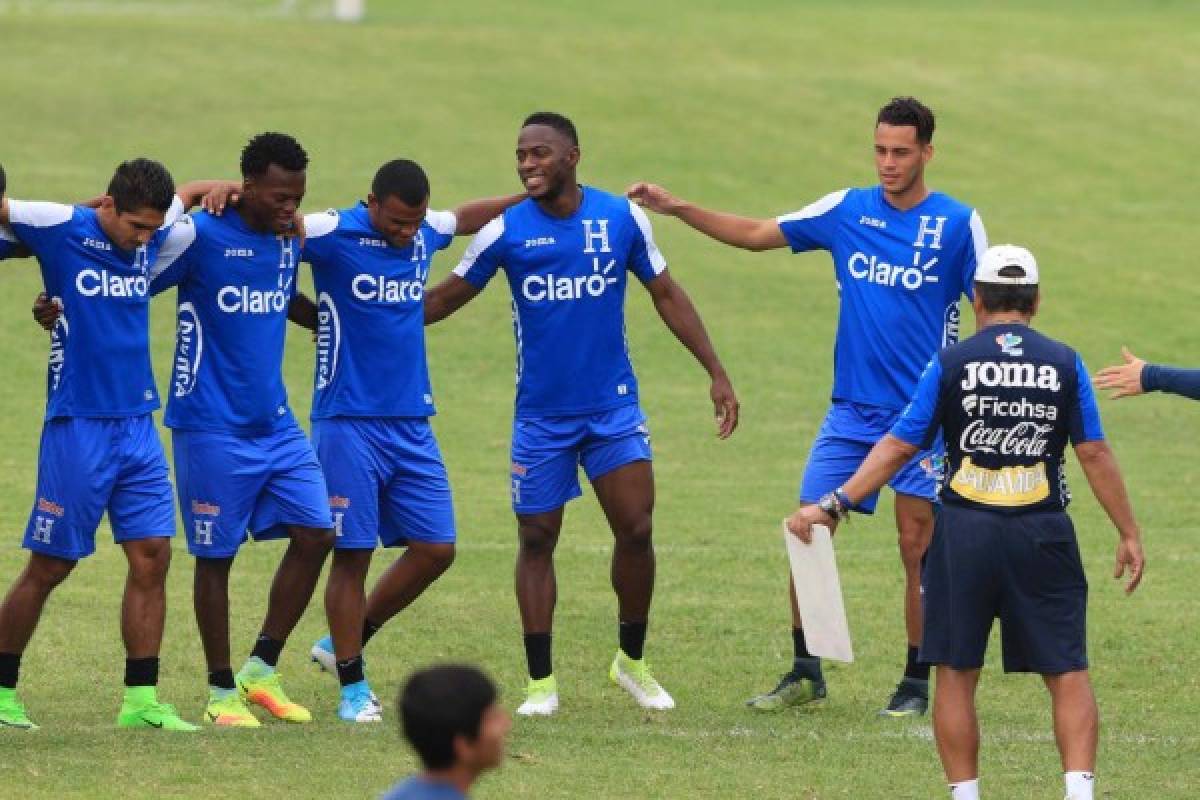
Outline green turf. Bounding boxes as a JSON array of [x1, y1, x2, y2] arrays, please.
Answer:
[[0, 0, 1198, 797]]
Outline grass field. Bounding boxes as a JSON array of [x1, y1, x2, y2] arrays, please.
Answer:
[[1, 1, 1198, 797]]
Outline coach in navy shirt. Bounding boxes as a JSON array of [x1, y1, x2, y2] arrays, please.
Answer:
[[787, 245, 1145, 800]]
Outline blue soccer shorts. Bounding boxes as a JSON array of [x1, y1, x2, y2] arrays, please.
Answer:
[[509, 404, 653, 515], [173, 422, 332, 559], [799, 400, 942, 512], [920, 505, 1088, 674], [24, 415, 176, 561], [311, 417, 455, 550]]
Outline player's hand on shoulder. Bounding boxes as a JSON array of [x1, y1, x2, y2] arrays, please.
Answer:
[[32, 292, 61, 332], [626, 182, 681, 216], [200, 183, 241, 216], [1114, 534, 1145, 595], [710, 372, 739, 439], [786, 505, 834, 544], [1095, 346, 1146, 399]]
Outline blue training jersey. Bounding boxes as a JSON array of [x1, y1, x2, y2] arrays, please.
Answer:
[[149, 207, 300, 434], [303, 203, 457, 419], [891, 323, 1104, 514], [0, 223, 18, 259], [453, 186, 666, 418], [777, 186, 987, 411], [7, 199, 183, 420]]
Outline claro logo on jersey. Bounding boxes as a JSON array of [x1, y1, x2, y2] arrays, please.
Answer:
[[315, 292, 341, 390], [173, 302, 203, 397], [217, 279, 293, 314], [847, 250, 940, 290], [351, 274, 423, 303], [76, 269, 148, 298]]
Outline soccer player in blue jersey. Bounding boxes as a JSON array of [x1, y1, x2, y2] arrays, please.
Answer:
[[628, 97, 988, 716], [423, 112, 740, 716], [786, 245, 1144, 800], [0, 159, 199, 731], [146, 133, 338, 727]]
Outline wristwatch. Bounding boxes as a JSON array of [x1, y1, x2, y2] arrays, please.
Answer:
[[817, 490, 849, 521]]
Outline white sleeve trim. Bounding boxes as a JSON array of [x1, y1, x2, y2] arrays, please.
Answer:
[[452, 216, 505, 277], [968, 209, 988, 265], [161, 195, 185, 229], [425, 209, 458, 237], [149, 216, 197, 280], [627, 200, 667, 275], [305, 210, 339, 239], [7, 200, 73, 228], [776, 188, 849, 224]]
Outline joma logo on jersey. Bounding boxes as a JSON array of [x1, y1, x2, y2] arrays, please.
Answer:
[[858, 215, 887, 229], [522, 258, 618, 302], [76, 268, 148, 298], [961, 361, 1062, 392], [351, 274, 423, 303], [82, 237, 112, 252], [847, 250, 939, 290], [224, 248, 255, 258], [358, 237, 388, 249], [525, 237, 556, 248]]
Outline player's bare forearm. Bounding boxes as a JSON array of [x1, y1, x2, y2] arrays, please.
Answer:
[[424, 274, 480, 325], [646, 271, 739, 436], [0, 197, 9, 225], [841, 435, 919, 506], [288, 293, 318, 332], [674, 203, 788, 252], [453, 193, 526, 236], [1074, 440, 1140, 540]]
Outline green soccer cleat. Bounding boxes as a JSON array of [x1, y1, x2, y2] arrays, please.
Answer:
[[609, 651, 675, 710], [205, 690, 261, 728], [516, 675, 559, 717], [237, 663, 312, 723], [879, 678, 929, 717], [117, 689, 200, 732], [745, 670, 827, 712], [0, 689, 38, 730]]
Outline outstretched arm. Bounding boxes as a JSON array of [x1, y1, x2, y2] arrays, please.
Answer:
[[424, 274, 481, 325], [644, 271, 738, 438], [1074, 440, 1145, 594], [1096, 346, 1200, 401], [627, 182, 788, 252], [453, 193, 526, 236]]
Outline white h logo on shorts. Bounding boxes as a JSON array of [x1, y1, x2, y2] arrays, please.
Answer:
[[332, 512, 345, 538], [193, 519, 214, 547], [31, 516, 54, 544]]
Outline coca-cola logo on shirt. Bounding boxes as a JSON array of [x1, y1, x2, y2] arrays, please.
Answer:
[[960, 420, 1053, 457]]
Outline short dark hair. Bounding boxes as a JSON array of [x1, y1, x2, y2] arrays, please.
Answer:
[[0, 162, 6, 197], [372, 159, 430, 207], [976, 267, 1039, 314], [876, 96, 935, 144], [240, 132, 308, 178], [400, 665, 497, 770], [106, 158, 175, 214], [522, 111, 578, 147]]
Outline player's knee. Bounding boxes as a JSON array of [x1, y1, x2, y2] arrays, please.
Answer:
[[291, 526, 336, 556], [420, 542, 456, 574], [517, 522, 558, 558], [27, 554, 76, 590], [128, 540, 172, 587], [896, 519, 932, 566], [616, 516, 653, 552]]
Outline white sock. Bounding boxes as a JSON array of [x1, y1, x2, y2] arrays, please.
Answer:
[[1064, 771, 1095, 800], [949, 779, 980, 800]]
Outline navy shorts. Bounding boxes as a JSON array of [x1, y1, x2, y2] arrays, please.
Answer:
[[920, 504, 1088, 674]]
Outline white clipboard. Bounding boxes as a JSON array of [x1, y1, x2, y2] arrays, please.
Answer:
[[783, 521, 854, 663]]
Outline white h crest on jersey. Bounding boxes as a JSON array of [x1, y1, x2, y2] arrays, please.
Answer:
[[913, 215, 947, 250], [581, 219, 611, 254], [411, 231, 428, 264]]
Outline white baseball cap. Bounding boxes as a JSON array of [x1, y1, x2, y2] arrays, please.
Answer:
[[977, 244, 1039, 285]]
